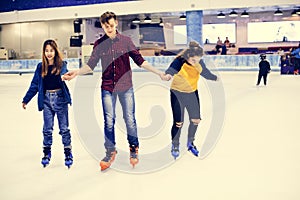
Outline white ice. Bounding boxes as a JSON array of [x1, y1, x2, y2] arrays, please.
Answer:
[[0, 71, 299, 200]]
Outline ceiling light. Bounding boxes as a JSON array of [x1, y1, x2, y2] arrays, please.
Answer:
[[241, 10, 249, 18], [296, 8, 300, 14], [144, 16, 151, 23], [179, 14, 186, 20], [132, 17, 140, 24], [217, 12, 225, 18], [229, 10, 238, 17], [291, 10, 298, 17], [274, 8, 283, 16]]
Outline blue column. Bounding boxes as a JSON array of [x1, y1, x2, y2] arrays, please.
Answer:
[[186, 10, 203, 46]]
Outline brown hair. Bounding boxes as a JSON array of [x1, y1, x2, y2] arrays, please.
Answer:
[[100, 11, 117, 24], [177, 41, 204, 60], [41, 39, 63, 78]]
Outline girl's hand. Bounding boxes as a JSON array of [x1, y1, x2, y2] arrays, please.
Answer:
[[160, 73, 172, 81], [22, 102, 27, 110]]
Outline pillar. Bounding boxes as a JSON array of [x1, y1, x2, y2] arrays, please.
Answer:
[[186, 10, 203, 46]]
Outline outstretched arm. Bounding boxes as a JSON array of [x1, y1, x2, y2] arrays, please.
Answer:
[[140, 61, 172, 81], [63, 64, 93, 81]]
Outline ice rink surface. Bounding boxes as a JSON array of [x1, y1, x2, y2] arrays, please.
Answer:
[[0, 71, 299, 200]]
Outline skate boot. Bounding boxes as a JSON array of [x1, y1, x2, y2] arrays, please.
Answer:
[[129, 145, 139, 168], [41, 146, 51, 168], [187, 142, 199, 157], [64, 147, 73, 169], [171, 144, 180, 160], [100, 148, 117, 171]]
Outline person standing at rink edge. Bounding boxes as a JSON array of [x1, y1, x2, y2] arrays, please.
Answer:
[[290, 43, 300, 75], [63, 11, 171, 171], [165, 41, 218, 159], [22, 39, 73, 168], [256, 53, 271, 86]]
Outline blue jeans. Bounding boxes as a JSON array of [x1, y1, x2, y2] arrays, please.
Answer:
[[101, 88, 138, 150], [43, 90, 71, 148]]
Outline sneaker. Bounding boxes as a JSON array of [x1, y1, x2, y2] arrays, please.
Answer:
[[64, 147, 73, 169], [100, 148, 117, 171], [129, 145, 139, 167], [187, 142, 199, 157], [171, 144, 180, 160], [41, 146, 51, 167]]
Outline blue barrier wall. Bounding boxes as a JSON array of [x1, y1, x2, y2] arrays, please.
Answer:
[[0, 55, 281, 73]]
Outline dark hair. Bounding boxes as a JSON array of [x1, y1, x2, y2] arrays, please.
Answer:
[[100, 11, 117, 24], [177, 41, 204, 60], [41, 39, 63, 78]]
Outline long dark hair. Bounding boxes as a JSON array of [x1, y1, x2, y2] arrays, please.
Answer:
[[41, 39, 63, 78], [177, 41, 204, 60]]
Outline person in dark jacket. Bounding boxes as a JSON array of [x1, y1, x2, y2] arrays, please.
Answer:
[[165, 41, 218, 159], [22, 39, 73, 168], [256, 54, 271, 86]]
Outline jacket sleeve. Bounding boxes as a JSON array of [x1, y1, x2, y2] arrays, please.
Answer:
[[22, 63, 41, 104], [60, 61, 68, 75], [127, 37, 145, 66], [165, 57, 184, 76], [200, 59, 218, 81]]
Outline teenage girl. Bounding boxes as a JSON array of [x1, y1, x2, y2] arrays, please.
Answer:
[[22, 39, 73, 168], [165, 41, 218, 159]]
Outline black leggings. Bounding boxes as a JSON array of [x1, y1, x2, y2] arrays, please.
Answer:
[[170, 90, 201, 146], [257, 73, 268, 85]]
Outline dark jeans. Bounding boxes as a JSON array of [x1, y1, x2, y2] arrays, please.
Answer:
[[43, 90, 71, 148], [257, 73, 268, 85], [101, 88, 138, 150], [170, 89, 201, 146]]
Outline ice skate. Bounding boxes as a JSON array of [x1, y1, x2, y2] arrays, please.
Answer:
[[171, 144, 180, 160], [100, 148, 117, 171], [129, 145, 139, 168], [64, 147, 73, 169], [41, 147, 51, 168], [187, 142, 199, 157]]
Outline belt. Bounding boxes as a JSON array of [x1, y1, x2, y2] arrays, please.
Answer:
[[46, 89, 62, 93]]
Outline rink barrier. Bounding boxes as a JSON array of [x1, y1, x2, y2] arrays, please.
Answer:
[[0, 54, 281, 74]]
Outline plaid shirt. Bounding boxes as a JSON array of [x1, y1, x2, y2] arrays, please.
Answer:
[[87, 32, 145, 92]]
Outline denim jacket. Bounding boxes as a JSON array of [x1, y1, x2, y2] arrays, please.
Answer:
[[22, 61, 72, 111]]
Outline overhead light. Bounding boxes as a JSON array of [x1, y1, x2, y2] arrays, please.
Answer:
[[132, 17, 140, 24], [241, 10, 249, 18], [144, 16, 152, 23], [229, 10, 238, 17], [296, 8, 300, 14], [179, 14, 186, 20], [274, 8, 283, 16], [291, 10, 298, 17], [217, 12, 225, 18]]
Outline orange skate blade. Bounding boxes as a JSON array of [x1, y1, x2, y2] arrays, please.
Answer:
[[130, 158, 139, 168], [100, 161, 111, 171], [99, 151, 117, 171]]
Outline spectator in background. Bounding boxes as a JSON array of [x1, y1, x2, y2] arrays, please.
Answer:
[[224, 37, 230, 47], [256, 54, 271, 86], [277, 48, 285, 57], [216, 37, 223, 51], [290, 43, 300, 75]]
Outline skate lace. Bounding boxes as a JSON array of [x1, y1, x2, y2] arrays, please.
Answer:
[[43, 147, 51, 157], [130, 146, 138, 159], [102, 149, 116, 162], [64, 148, 73, 159]]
